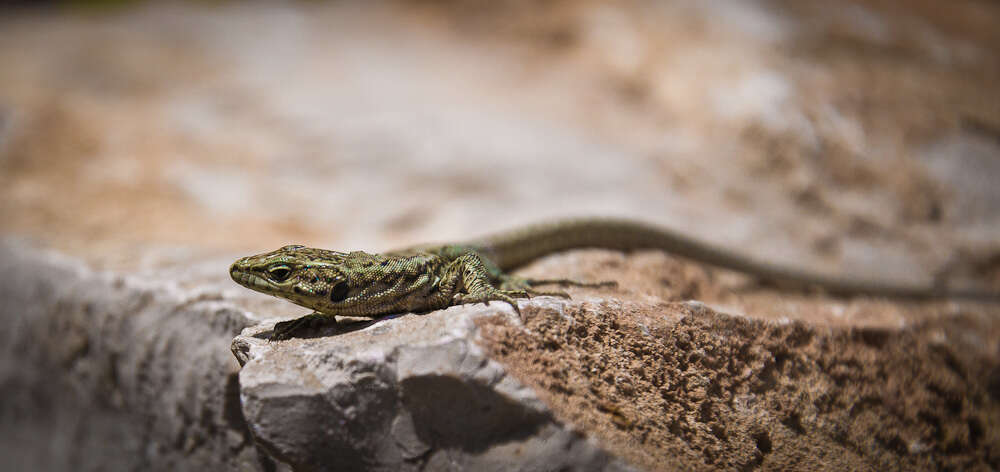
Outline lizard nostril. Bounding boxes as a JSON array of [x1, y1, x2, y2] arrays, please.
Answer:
[[229, 261, 245, 280]]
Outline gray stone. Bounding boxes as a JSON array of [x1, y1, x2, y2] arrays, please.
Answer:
[[232, 303, 634, 472], [0, 240, 270, 471]]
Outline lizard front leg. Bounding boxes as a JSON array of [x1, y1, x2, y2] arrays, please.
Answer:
[[437, 253, 528, 313]]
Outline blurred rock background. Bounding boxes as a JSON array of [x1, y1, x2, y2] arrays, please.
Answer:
[[2, 0, 998, 280]]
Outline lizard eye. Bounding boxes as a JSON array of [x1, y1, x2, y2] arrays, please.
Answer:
[[267, 265, 292, 282], [329, 281, 350, 302]]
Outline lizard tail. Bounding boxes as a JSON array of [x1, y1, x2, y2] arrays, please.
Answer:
[[468, 217, 1000, 301]]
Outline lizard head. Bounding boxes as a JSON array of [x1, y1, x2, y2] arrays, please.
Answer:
[[230, 245, 365, 315]]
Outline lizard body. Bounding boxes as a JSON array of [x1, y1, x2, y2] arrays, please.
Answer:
[[229, 218, 999, 339]]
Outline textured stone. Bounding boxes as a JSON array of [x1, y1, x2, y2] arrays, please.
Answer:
[[231, 244, 1000, 471], [232, 300, 634, 472], [0, 240, 268, 471]]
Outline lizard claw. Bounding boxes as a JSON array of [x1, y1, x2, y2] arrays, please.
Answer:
[[454, 290, 522, 315]]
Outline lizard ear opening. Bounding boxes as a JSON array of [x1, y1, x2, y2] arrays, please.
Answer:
[[330, 282, 350, 302]]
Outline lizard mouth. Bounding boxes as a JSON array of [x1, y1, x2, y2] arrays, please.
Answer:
[[230, 264, 278, 294]]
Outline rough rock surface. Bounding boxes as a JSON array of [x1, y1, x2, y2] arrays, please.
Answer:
[[232, 249, 1000, 471], [0, 240, 268, 471], [232, 302, 632, 472], [480, 299, 1000, 471]]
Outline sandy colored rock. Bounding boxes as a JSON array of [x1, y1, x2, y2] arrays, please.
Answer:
[[479, 291, 1000, 471], [230, 248, 1000, 471]]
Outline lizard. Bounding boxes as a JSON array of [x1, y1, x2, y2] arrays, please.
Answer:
[[229, 217, 1000, 340]]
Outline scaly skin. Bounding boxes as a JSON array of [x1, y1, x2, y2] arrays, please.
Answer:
[[230, 218, 999, 340]]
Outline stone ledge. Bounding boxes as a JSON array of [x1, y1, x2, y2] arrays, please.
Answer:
[[5, 238, 998, 471], [0, 240, 267, 471], [233, 285, 1000, 471], [232, 300, 634, 472]]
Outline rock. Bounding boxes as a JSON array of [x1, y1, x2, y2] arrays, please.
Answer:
[[0, 240, 268, 471], [5, 237, 998, 471], [232, 300, 634, 472], [232, 258, 1000, 471]]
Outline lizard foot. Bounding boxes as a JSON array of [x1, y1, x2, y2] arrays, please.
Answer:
[[271, 312, 337, 341], [453, 289, 524, 315]]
